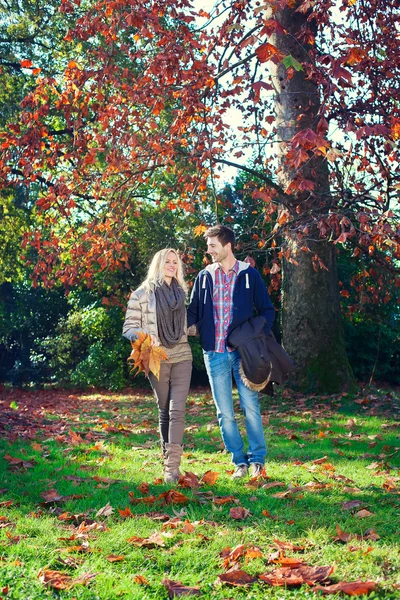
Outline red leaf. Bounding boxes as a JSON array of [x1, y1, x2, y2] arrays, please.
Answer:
[[162, 578, 201, 597], [314, 580, 377, 595], [218, 570, 257, 586]]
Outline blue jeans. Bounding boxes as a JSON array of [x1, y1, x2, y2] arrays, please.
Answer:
[[203, 349, 267, 466]]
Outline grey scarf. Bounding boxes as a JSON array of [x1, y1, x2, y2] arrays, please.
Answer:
[[155, 279, 186, 348]]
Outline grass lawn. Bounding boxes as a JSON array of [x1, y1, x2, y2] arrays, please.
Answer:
[[0, 384, 399, 599]]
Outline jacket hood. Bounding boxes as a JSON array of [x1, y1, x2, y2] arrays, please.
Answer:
[[204, 260, 250, 285]]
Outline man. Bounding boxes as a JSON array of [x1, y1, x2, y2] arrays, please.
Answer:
[[187, 225, 275, 478]]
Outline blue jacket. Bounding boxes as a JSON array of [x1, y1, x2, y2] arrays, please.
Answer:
[[187, 261, 275, 351]]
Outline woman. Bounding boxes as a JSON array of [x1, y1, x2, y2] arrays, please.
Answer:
[[123, 249, 192, 484]]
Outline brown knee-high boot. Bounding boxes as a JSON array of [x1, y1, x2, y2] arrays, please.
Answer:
[[164, 443, 183, 484]]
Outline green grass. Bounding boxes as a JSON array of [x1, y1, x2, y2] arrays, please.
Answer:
[[0, 386, 399, 599]]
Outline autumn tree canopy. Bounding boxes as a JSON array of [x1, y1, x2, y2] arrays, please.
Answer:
[[1, 0, 399, 389]]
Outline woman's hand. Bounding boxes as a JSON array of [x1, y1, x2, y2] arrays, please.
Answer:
[[150, 335, 160, 346]]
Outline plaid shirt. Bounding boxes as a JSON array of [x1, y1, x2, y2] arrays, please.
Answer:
[[213, 260, 239, 352]]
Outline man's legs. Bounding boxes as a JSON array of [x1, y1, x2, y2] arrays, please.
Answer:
[[230, 350, 267, 466], [203, 350, 248, 466]]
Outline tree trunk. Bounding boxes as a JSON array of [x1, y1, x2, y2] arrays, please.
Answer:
[[268, 2, 355, 392]]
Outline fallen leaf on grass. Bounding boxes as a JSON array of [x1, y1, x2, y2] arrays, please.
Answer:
[[342, 500, 362, 511], [268, 552, 304, 568], [118, 506, 134, 518], [127, 532, 165, 548], [262, 509, 278, 519], [138, 482, 150, 494], [0, 516, 13, 529], [133, 574, 149, 585], [68, 429, 86, 445], [41, 489, 64, 503], [259, 564, 334, 587], [0, 500, 13, 508], [129, 492, 158, 505], [213, 495, 237, 505], [38, 568, 96, 590], [218, 570, 257, 586], [106, 555, 125, 562], [355, 509, 375, 518], [159, 490, 189, 505], [262, 481, 286, 490], [314, 580, 377, 595], [311, 456, 328, 464], [179, 472, 200, 489], [229, 507, 251, 520], [4, 454, 36, 470], [95, 503, 114, 517], [200, 470, 219, 485], [273, 539, 305, 552], [162, 577, 201, 597]]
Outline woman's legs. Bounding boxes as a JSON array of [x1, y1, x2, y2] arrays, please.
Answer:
[[149, 360, 192, 483]]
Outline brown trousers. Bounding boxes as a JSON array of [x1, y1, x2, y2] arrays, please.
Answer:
[[149, 360, 192, 448]]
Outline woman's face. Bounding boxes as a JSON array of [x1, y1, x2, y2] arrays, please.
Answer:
[[164, 251, 178, 281]]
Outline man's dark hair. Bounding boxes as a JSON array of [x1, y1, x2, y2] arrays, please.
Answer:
[[204, 224, 235, 252]]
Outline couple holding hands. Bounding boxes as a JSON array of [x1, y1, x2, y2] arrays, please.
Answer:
[[123, 225, 275, 484]]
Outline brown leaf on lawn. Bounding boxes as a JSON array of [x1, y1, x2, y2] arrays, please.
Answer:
[[229, 507, 251, 520], [342, 500, 362, 511], [270, 555, 305, 568], [181, 519, 196, 534], [127, 532, 165, 548], [129, 492, 158, 505], [68, 429, 86, 445], [314, 580, 377, 595], [95, 503, 114, 517], [159, 490, 189, 505], [133, 574, 149, 585], [106, 555, 125, 562], [138, 482, 150, 494], [222, 544, 246, 568], [335, 524, 362, 543], [38, 568, 96, 590], [218, 570, 257, 586], [259, 564, 334, 587], [0, 500, 14, 508], [162, 577, 201, 597], [6, 531, 26, 544], [213, 495, 237, 505], [200, 470, 219, 486], [311, 456, 328, 464], [118, 506, 134, 519], [179, 472, 200, 489], [363, 528, 380, 541], [262, 481, 286, 490], [273, 539, 305, 552], [40, 489, 64, 503], [38, 569, 73, 590], [262, 509, 278, 520], [5, 454, 36, 470], [355, 509, 375, 518]]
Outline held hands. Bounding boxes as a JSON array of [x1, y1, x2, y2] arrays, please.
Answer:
[[150, 335, 160, 346]]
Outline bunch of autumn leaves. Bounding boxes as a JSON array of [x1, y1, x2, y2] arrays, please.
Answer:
[[128, 332, 168, 380]]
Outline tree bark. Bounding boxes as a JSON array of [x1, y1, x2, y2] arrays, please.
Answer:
[[267, 2, 355, 392]]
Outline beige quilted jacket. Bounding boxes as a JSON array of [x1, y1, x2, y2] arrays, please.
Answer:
[[122, 285, 192, 363]]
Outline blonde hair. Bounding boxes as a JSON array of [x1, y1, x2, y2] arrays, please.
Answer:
[[142, 248, 188, 293]]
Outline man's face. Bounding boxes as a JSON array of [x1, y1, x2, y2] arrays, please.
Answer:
[[206, 236, 230, 263]]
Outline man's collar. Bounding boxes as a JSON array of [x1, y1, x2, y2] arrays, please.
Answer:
[[217, 260, 239, 274]]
